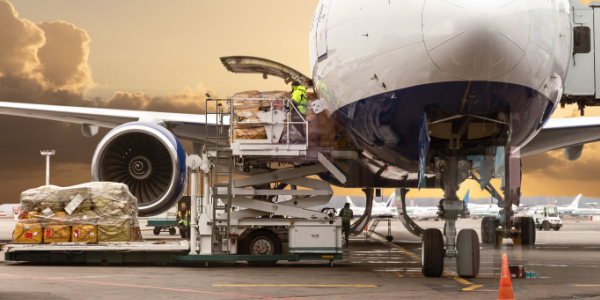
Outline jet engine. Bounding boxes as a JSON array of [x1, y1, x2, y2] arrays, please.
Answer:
[[91, 122, 187, 216], [564, 145, 584, 161]]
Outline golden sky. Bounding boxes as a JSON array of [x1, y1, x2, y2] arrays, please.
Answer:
[[1, 0, 600, 203]]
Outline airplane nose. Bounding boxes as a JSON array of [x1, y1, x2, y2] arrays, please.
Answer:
[[422, 0, 530, 80]]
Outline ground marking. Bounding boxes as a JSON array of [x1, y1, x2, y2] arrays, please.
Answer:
[[213, 284, 378, 287], [575, 284, 600, 287], [0, 273, 302, 300]]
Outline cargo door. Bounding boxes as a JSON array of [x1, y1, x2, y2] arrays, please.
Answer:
[[220, 56, 313, 87], [565, 5, 595, 96], [316, 0, 332, 59]]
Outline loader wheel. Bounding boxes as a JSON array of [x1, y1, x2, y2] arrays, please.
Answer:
[[422, 228, 444, 277], [169, 227, 177, 235], [153, 227, 161, 235], [243, 229, 282, 267]]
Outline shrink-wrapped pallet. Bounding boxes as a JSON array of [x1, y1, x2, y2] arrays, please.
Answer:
[[15, 182, 141, 243], [43, 224, 71, 243], [13, 222, 43, 243], [72, 225, 98, 243]]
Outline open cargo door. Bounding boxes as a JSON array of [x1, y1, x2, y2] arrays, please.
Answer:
[[220, 56, 314, 88]]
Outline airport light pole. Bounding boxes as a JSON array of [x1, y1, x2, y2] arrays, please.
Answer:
[[40, 150, 55, 186]]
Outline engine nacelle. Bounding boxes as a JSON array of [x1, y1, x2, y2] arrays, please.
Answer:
[[91, 122, 187, 216], [564, 145, 584, 161]]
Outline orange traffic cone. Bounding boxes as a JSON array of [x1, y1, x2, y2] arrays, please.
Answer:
[[498, 254, 515, 300]]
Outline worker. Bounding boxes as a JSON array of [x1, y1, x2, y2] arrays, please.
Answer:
[[177, 202, 191, 239], [290, 81, 308, 142], [339, 203, 353, 246]]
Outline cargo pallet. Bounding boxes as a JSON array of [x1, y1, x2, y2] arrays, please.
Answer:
[[4, 97, 357, 266]]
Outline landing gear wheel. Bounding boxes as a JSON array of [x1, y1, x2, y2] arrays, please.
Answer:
[[386, 236, 394, 242], [457, 229, 480, 278], [542, 222, 551, 231], [153, 227, 161, 235], [243, 229, 282, 267], [521, 217, 536, 245], [422, 228, 444, 277], [169, 227, 177, 236]]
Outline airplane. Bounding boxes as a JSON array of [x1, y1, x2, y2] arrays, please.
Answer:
[[342, 194, 399, 219], [2, 0, 599, 278]]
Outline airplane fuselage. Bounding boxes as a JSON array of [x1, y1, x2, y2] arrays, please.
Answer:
[[310, 0, 571, 179]]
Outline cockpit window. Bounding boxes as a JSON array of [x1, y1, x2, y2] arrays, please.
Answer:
[[574, 26, 591, 54]]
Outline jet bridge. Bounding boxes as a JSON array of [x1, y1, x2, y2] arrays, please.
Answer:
[[562, 0, 600, 115]]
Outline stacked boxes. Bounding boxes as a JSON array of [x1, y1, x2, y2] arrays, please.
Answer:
[[12, 182, 141, 244], [227, 90, 351, 149]]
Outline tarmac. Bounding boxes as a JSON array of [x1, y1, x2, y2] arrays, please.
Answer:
[[0, 218, 599, 300]]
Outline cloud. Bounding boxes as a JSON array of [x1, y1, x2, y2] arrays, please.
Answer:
[[0, 0, 45, 76], [37, 21, 93, 91], [99, 83, 213, 114]]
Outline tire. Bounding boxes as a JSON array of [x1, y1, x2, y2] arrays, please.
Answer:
[[386, 235, 394, 242], [421, 228, 444, 277], [553, 226, 561, 231], [457, 229, 480, 278], [169, 227, 177, 236], [542, 221, 551, 231], [153, 227, 161, 235], [480, 217, 488, 243], [481, 217, 496, 244], [243, 229, 282, 267], [521, 217, 536, 245]]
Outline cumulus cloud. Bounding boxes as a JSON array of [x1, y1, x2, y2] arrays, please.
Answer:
[[37, 21, 93, 91], [0, 0, 45, 77]]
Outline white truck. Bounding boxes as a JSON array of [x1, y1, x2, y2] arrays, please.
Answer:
[[527, 205, 563, 231]]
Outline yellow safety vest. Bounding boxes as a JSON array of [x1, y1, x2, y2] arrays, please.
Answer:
[[342, 209, 352, 223], [178, 210, 190, 226], [291, 85, 308, 115]]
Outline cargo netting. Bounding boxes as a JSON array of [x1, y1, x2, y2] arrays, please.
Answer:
[[13, 182, 142, 244]]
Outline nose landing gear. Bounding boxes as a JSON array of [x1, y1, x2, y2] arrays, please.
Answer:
[[421, 156, 481, 278]]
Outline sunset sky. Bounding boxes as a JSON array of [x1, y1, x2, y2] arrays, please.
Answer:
[[1, 0, 600, 204]]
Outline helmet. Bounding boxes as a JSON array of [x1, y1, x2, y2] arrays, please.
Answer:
[[291, 81, 301, 87]]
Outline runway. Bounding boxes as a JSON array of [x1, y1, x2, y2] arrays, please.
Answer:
[[0, 218, 599, 299]]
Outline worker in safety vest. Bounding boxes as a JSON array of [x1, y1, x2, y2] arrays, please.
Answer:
[[290, 81, 308, 142], [177, 202, 191, 238], [338, 203, 353, 246]]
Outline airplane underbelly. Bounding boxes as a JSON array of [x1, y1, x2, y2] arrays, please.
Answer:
[[312, 0, 571, 170]]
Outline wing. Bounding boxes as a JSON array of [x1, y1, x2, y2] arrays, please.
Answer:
[[520, 117, 600, 157], [0, 101, 228, 143]]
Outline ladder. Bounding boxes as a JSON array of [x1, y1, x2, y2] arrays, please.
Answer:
[[205, 98, 233, 254]]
